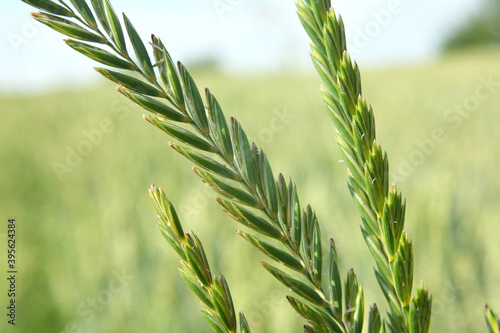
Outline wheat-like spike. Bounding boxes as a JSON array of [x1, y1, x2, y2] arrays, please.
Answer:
[[21, 0, 368, 330], [150, 185, 250, 333], [296, 1, 432, 332]]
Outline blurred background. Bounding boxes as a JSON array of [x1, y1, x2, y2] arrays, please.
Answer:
[[1, 0, 500, 332]]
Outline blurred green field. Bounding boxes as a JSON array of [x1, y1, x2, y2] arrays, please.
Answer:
[[1, 48, 500, 332]]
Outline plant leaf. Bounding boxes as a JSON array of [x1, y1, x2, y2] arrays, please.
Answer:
[[123, 13, 155, 82], [194, 169, 261, 209], [65, 39, 135, 70], [485, 304, 500, 333], [103, 0, 127, 56], [238, 230, 305, 272], [22, 0, 74, 16], [261, 262, 327, 307], [89, 0, 111, 34], [230, 117, 258, 189], [328, 239, 342, 318], [95, 67, 165, 97], [408, 283, 432, 333], [118, 87, 188, 122], [144, 116, 215, 152], [32, 12, 105, 43], [169, 143, 240, 181], [206, 89, 234, 162], [239, 313, 251, 333], [178, 62, 209, 134], [217, 199, 282, 239], [69, 0, 97, 29]]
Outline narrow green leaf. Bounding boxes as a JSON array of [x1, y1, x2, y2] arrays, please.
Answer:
[[149, 186, 185, 240], [22, 0, 74, 16], [194, 169, 262, 209], [409, 283, 432, 333], [387, 185, 406, 244], [179, 263, 214, 309], [200, 304, 226, 333], [156, 222, 185, 260], [256, 150, 278, 220], [210, 276, 236, 331], [485, 304, 500, 333], [348, 186, 379, 238], [310, 0, 327, 28], [354, 288, 364, 333], [276, 173, 289, 232], [65, 39, 135, 70], [178, 62, 209, 134], [169, 143, 240, 181], [261, 262, 327, 307], [287, 296, 345, 332], [324, 10, 345, 72], [184, 233, 212, 287], [103, 0, 127, 56], [289, 184, 302, 250], [217, 199, 282, 240], [123, 13, 155, 82], [230, 118, 258, 189], [311, 220, 322, 285], [238, 230, 305, 273], [206, 89, 233, 162], [144, 116, 214, 152], [328, 239, 342, 318], [32, 12, 105, 43], [310, 46, 337, 94], [118, 87, 188, 122], [164, 49, 185, 108], [95, 67, 165, 97], [368, 304, 384, 333], [239, 313, 251, 333], [89, 0, 111, 34], [380, 204, 396, 262], [296, 2, 326, 55], [344, 269, 361, 330], [69, 0, 97, 29], [150, 35, 182, 107], [392, 232, 413, 308]]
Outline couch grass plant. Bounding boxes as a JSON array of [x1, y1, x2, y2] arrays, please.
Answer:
[[18, 0, 500, 332]]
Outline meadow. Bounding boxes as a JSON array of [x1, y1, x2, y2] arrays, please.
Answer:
[[1, 48, 500, 332]]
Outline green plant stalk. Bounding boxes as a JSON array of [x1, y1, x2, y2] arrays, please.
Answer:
[[21, 0, 367, 331], [295, 0, 432, 332], [150, 185, 251, 333]]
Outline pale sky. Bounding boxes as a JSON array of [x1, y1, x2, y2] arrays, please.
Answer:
[[0, 0, 483, 94]]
